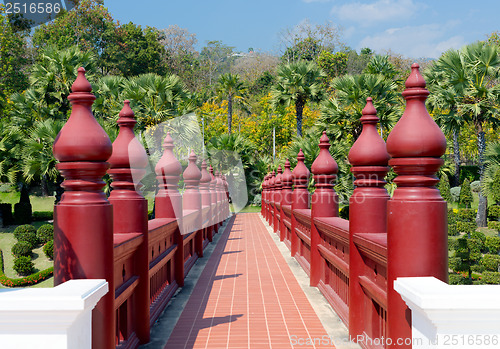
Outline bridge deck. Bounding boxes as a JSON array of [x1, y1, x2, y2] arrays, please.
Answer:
[[156, 213, 339, 349]]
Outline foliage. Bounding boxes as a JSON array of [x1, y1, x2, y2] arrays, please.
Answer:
[[199, 40, 235, 86], [36, 224, 54, 244], [482, 142, 500, 204], [489, 205, 500, 219], [459, 179, 473, 208], [450, 186, 461, 202], [470, 180, 481, 193], [14, 202, 32, 225], [481, 271, 500, 284], [32, 211, 54, 221], [319, 67, 400, 143], [488, 221, 500, 232], [456, 208, 476, 222], [448, 273, 472, 285], [0, 250, 53, 287], [11, 241, 32, 257], [317, 51, 348, 81], [449, 231, 486, 280], [13, 256, 34, 276], [13, 224, 36, 240], [216, 73, 247, 134], [43, 240, 54, 260], [482, 253, 500, 271], [271, 61, 325, 137], [439, 176, 452, 202]]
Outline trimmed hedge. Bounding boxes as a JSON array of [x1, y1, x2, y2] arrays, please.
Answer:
[[13, 224, 36, 240], [0, 250, 53, 287], [11, 241, 32, 257], [37, 224, 53, 244], [481, 271, 500, 285], [43, 240, 54, 260], [32, 211, 53, 221], [13, 256, 34, 276]]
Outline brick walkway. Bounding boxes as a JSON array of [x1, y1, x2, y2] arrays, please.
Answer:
[[165, 213, 336, 349]]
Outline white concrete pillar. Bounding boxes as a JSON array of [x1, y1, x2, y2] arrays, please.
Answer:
[[394, 277, 500, 349], [0, 279, 108, 349]]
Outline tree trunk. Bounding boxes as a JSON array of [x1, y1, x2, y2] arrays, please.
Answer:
[[228, 94, 233, 134], [295, 99, 304, 137], [476, 125, 488, 227], [452, 129, 460, 187]]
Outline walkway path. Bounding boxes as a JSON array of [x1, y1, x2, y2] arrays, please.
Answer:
[[164, 213, 337, 349]]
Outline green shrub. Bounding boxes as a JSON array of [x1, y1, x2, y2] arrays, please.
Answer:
[[14, 202, 32, 224], [456, 221, 476, 235], [488, 221, 500, 232], [491, 169, 500, 204], [0, 250, 53, 287], [481, 271, 500, 284], [488, 205, 500, 219], [459, 179, 473, 208], [486, 236, 500, 254], [459, 165, 479, 182], [13, 256, 34, 276], [471, 264, 485, 273], [32, 211, 53, 221], [11, 241, 32, 257], [470, 180, 481, 193], [450, 186, 461, 203], [439, 176, 452, 202], [0, 203, 13, 226], [43, 240, 54, 260], [457, 208, 475, 222], [14, 229, 39, 249], [448, 237, 458, 250], [36, 224, 53, 244], [13, 224, 36, 239], [481, 254, 500, 272], [448, 223, 458, 236], [339, 206, 349, 220], [448, 273, 472, 285], [252, 194, 262, 206]]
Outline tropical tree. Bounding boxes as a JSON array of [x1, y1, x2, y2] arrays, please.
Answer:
[[482, 141, 500, 204], [319, 72, 400, 142], [216, 73, 247, 134], [430, 42, 500, 226], [271, 61, 326, 137]]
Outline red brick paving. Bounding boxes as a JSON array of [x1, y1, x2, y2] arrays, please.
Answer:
[[165, 213, 335, 349]]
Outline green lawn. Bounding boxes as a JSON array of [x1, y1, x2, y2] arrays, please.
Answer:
[[0, 192, 55, 212], [0, 224, 54, 289]]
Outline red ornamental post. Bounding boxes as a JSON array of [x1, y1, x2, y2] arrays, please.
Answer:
[[261, 174, 267, 216], [209, 165, 218, 234], [269, 171, 275, 225], [291, 149, 310, 257], [310, 132, 338, 286], [222, 174, 230, 219], [264, 173, 270, 222], [280, 161, 293, 242], [348, 98, 390, 340], [183, 151, 203, 256], [53, 68, 114, 349], [386, 64, 448, 348], [155, 132, 184, 286], [274, 166, 283, 233], [215, 171, 223, 227], [107, 100, 150, 344], [200, 160, 213, 242]]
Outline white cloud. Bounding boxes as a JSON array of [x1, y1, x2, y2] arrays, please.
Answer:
[[358, 23, 466, 58], [334, 0, 419, 25]]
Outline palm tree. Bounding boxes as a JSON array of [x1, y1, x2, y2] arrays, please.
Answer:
[[271, 61, 326, 137], [432, 42, 500, 226], [425, 59, 467, 187], [216, 73, 247, 134], [319, 73, 400, 142]]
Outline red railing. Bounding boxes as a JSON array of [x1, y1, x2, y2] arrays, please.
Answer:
[[262, 65, 448, 349]]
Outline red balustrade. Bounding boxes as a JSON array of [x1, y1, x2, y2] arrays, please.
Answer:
[[53, 68, 230, 349], [261, 65, 447, 349]]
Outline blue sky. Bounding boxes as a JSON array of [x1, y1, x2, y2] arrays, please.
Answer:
[[105, 0, 498, 59]]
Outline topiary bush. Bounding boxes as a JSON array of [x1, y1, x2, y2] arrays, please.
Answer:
[[14, 202, 32, 224], [32, 211, 53, 221], [450, 186, 461, 203], [14, 229, 39, 249], [11, 241, 32, 257], [439, 176, 452, 202], [488, 221, 500, 233], [481, 254, 500, 272], [456, 221, 476, 235], [448, 273, 472, 285], [488, 205, 500, 220], [481, 271, 500, 284], [459, 179, 473, 208], [13, 256, 34, 276], [43, 240, 54, 260], [456, 208, 476, 222], [36, 224, 53, 244], [13, 224, 36, 240], [485, 236, 500, 254]]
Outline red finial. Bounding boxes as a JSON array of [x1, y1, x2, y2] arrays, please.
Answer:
[[53, 67, 111, 163], [387, 64, 446, 158], [155, 132, 182, 178], [349, 98, 390, 166], [312, 131, 338, 176], [71, 67, 92, 93], [275, 165, 283, 187], [200, 160, 211, 185], [108, 100, 147, 171], [293, 149, 310, 185], [183, 150, 202, 184], [282, 160, 293, 189]]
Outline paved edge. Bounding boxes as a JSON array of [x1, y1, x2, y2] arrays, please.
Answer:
[[259, 214, 361, 349], [139, 216, 235, 349]]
